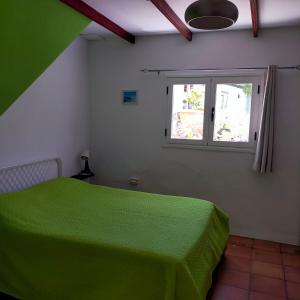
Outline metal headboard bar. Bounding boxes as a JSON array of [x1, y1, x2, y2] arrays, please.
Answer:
[[0, 158, 62, 195]]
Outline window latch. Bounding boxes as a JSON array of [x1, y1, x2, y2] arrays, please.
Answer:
[[254, 131, 257, 141], [211, 107, 215, 122]]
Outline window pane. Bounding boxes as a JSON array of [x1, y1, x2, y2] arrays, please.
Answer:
[[213, 83, 252, 142], [171, 84, 206, 140]]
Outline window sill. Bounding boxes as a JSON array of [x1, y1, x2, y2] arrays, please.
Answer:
[[162, 143, 255, 154]]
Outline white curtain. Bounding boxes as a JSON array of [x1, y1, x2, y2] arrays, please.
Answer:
[[253, 65, 277, 173]]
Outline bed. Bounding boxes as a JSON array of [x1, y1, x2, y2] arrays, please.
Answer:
[[0, 159, 229, 300]]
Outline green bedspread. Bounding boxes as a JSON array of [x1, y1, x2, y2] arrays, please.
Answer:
[[0, 178, 229, 300]]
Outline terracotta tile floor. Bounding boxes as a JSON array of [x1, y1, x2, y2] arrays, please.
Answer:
[[208, 235, 300, 300], [0, 235, 299, 300]]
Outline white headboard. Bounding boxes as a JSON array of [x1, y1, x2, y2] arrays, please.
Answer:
[[0, 158, 62, 195]]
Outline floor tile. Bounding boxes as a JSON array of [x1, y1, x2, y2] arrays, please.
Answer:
[[229, 235, 254, 248], [286, 281, 300, 300], [210, 284, 248, 300], [222, 255, 251, 273], [252, 249, 282, 265], [249, 291, 287, 300], [217, 269, 250, 289], [282, 254, 300, 267], [254, 240, 280, 252], [251, 274, 286, 298], [251, 261, 284, 279], [285, 266, 300, 283], [280, 244, 300, 255], [225, 244, 252, 259]]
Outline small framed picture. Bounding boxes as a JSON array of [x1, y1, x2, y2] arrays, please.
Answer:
[[122, 90, 138, 104]]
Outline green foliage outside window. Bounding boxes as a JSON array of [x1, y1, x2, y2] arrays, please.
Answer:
[[243, 84, 252, 96], [186, 89, 205, 110]]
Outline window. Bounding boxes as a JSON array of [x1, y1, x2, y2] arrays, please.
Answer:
[[171, 83, 206, 140], [166, 75, 262, 150]]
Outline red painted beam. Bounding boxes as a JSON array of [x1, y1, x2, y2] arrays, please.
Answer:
[[250, 0, 259, 37], [150, 0, 192, 41], [60, 0, 135, 44]]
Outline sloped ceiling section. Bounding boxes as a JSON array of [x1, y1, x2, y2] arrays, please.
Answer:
[[0, 0, 90, 116]]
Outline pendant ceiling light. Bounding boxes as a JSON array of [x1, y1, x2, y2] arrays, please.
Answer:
[[185, 0, 239, 30]]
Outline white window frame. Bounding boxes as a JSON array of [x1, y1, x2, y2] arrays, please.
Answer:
[[164, 72, 264, 152]]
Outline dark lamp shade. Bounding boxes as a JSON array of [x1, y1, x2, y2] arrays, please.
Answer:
[[185, 0, 239, 30]]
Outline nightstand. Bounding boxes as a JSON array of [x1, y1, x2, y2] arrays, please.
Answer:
[[71, 173, 95, 181]]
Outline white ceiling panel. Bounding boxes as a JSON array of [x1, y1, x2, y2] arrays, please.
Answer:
[[81, 0, 300, 37]]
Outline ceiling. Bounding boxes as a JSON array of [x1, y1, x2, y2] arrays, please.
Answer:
[[82, 0, 300, 38]]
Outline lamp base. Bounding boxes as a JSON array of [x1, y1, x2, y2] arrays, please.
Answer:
[[80, 160, 93, 176]]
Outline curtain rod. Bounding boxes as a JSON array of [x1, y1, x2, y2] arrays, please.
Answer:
[[141, 65, 300, 73]]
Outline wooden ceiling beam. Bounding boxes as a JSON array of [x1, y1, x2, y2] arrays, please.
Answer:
[[150, 0, 192, 41], [60, 0, 135, 44], [250, 0, 259, 37]]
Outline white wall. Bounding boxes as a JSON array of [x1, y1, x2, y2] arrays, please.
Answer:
[[88, 27, 300, 245], [0, 38, 90, 176]]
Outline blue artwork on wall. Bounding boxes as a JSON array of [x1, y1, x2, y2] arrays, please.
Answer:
[[123, 90, 137, 104]]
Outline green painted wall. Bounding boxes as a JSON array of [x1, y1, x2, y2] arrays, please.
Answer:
[[0, 0, 90, 116]]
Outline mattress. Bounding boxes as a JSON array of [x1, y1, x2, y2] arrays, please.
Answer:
[[0, 177, 229, 300]]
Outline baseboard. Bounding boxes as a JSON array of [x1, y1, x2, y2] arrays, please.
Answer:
[[230, 226, 300, 246]]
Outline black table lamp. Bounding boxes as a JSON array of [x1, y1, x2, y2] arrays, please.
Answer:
[[80, 150, 94, 176]]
